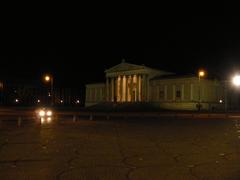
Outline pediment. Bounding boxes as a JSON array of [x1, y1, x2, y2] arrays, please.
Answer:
[[105, 62, 145, 73]]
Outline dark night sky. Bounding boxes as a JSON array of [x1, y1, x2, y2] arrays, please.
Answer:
[[1, 13, 240, 88]]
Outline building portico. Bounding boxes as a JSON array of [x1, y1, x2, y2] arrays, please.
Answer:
[[104, 59, 172, 103], [105, 74, 144, 102]]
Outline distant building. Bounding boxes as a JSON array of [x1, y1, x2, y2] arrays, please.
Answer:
[[85, 60, 224, 111], [1, 82, 82, 106]]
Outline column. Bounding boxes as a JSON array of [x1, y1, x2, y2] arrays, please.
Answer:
[[106, 78, 109, 101], [142, 74, 146, 102], [120, 76, 123, 102], [136, 75, 139, 101], [125, 75, 128, 101], [115, 77, 118, 102], [145, 74, 149, 101], [111, 78, 114, 102], [130, 75, 134, 102], [138, 75, 142, 101], [122, 76, 126, 102]]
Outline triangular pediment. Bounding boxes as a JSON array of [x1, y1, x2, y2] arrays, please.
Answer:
[[105, 62, 145, 73]]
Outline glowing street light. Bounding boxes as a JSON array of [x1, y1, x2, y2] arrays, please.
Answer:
[[223, 74, 240, 113], [198, 70, 205, 111], [232, 75, 240, 86], [44, 74, 54, 106], [45, 75, 50, 82], [199, 70, 205, 78]]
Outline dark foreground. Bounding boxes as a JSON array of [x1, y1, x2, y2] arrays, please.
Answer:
[[0, 114, 240, 179]]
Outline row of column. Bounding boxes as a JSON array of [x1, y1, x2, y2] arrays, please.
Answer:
[[106, 74, 148, 102]]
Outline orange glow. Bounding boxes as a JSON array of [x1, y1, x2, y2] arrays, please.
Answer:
[[45, 75, 50, 81], [198, 70, 205, 77]]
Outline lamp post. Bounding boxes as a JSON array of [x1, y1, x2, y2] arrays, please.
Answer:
[[198, 70, 205, 111], [231, 75, 240, 111], [224, 81, 228, 113], [44, 75, 54, 106], [223, 75, 240, 113]]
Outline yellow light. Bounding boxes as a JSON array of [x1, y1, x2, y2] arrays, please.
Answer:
[[233, 75, 240, 86], [41, 117, 45, 124], [39, 110, 45, 117], [199, 70, 205, 77], [45, 75, 50, 81], [46, 110, 52, 116], [47, 117, 51, 122], [37, 99, 40, 103]]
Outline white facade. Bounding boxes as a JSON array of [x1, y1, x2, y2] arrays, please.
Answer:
[[85, 61, 224, 110]]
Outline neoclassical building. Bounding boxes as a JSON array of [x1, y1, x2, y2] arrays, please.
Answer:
[[85, 60, 224, 110]]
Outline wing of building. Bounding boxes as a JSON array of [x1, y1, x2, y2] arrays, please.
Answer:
[[85, 60, 224, 111]]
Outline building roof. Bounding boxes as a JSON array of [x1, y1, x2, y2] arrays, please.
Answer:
[[105, 62, 145, 73], [105, 60, 173, 75], [150, 74, 197, 80]]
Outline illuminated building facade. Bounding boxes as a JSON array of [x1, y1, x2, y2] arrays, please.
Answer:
[[85, 60, 224, 110]]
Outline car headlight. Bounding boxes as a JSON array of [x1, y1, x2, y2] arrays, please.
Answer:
[[46, 111, 52, 116], [39, 110, 45, 117]]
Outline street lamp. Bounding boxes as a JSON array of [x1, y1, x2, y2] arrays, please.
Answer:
[[44, 74, 54, 106], [232, 75, 240, 86], [223, 74, 240, 112], [198, 70, 205, 111]]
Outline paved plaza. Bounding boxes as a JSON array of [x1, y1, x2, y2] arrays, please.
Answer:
[[1, 112, 240, 179]]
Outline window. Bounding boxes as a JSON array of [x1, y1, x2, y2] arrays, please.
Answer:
[[176, 90, 181, 98]]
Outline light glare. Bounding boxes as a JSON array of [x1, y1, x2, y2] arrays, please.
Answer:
[[46, 111, 52, 116], [45, 75, 50, 81], [199, 70, 205, 77], [47, 117, 51, 122], [39, 110, 45, 117], [233, 75, 240, 86]]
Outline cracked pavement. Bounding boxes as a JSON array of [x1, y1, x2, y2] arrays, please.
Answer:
[[0, 116, 240, 179]]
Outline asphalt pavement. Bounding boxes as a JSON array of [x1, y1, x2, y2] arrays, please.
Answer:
[[0, 109, 240, 179]]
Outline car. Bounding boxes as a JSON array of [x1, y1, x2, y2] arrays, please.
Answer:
[[36, 108, 53, 124]]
